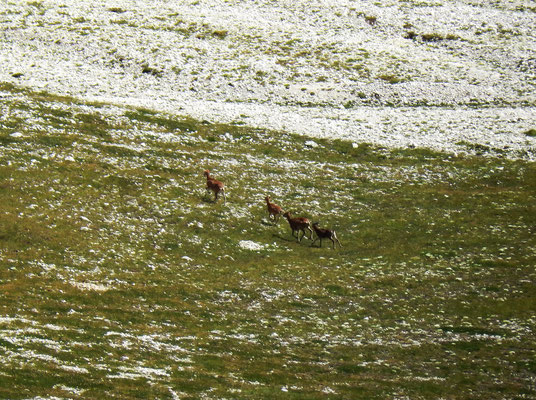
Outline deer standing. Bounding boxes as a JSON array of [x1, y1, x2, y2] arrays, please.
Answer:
[[203, 169, 226, 204], [265, 196, 283, 224], [283, 211, 313, 242], [311, 222, 342, 249]]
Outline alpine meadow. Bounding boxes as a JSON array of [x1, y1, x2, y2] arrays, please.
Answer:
[[1, 0, 536, 399]]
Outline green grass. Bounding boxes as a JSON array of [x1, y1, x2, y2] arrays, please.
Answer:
[[0, 83, 535, 399], [525, 128, 536, 137]]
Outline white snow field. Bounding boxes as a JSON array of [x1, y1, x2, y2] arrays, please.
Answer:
[[1, 0, 535, 157]]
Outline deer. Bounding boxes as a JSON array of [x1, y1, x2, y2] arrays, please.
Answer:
[[311, 222, 342, 249], [283, 211, 313, 242], [203, 169, 226, 204], [265, 196, 283, 224]]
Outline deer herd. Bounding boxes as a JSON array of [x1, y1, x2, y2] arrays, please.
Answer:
[[204, 169, 342, 249]]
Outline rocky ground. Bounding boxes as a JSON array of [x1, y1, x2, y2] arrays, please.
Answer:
[[1, 0, 535, 157]]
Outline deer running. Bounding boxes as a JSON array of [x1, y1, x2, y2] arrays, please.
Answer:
[[283, 211, 313, 242], [203, 169, 226, 204], [311, 222, 342, 249], [265, 196, 283, 224]]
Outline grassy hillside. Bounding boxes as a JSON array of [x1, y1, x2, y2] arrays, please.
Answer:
[[0, 83, 535, 399]]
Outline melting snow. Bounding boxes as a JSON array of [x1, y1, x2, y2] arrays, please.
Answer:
[[238, 240, 266, 251], [0, 0, 534, 158], [71, 281, 111, 292]]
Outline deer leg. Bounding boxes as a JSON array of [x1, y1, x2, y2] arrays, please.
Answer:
[[333, 233, 342, 248]]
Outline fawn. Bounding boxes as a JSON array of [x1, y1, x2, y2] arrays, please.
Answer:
[[203, 170, 226, 204], [311, 222, 342, 249]]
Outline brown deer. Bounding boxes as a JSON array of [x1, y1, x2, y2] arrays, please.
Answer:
[[265, 196, 283, 224], [283, 211, 313, 242], [203, 169, 226, 204], [311, 222, 342, 249]]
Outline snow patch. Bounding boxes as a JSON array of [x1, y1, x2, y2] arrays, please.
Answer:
[[71, 281, 111, 292], [238, 240, 266, 251]]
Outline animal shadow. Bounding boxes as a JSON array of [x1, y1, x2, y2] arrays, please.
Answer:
[[271, 233, 295, 243]]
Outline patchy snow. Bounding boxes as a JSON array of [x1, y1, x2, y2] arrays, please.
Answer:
[[71, 281, 111, 292], [107, 366, 171, 380], [238, 240, 266, 251], [59, 365, 90, 374], [1, 0, 535, 158]]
